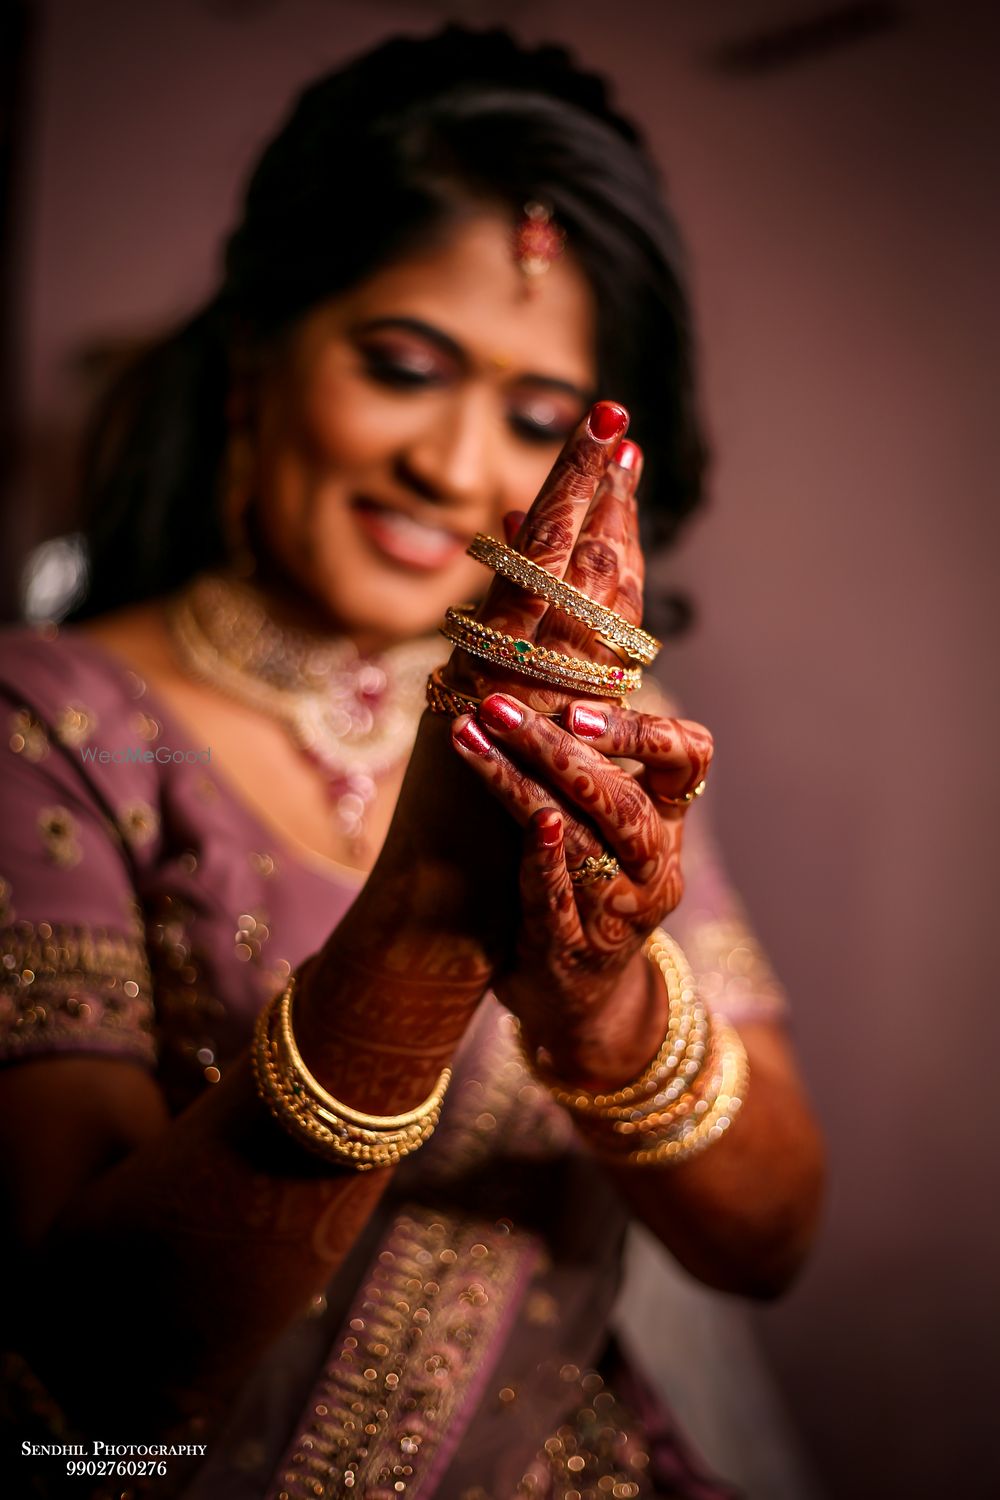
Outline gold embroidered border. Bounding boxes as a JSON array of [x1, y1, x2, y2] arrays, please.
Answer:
[[268, 1206, 538, 1500], [0, 921, 155, 1059]]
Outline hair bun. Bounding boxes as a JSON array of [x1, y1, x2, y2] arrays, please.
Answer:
[[296, 24, 641, 147]]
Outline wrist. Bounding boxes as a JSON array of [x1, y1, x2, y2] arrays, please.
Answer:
[[521, 945, 669, 1093], [290, 924, 489, 1115]]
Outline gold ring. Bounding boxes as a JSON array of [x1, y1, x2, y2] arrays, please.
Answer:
[[441, 607, 642, 698], [467, 533, 661, 666], [568, 852, 621, 886], [658, 777, 707, 809]]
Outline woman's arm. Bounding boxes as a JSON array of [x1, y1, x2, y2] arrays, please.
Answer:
[[0, 891, 490, 1439], [1, 404, 633, 1437], [606, 1009, 825, 1299], [451, 697, 826, 1301]]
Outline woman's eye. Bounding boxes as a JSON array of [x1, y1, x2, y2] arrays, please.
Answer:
[[359, 342, 446, 388], [508, 393, 580, 445]]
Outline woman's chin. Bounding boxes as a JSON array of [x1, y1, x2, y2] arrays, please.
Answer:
[[305, 572, 457, 649]]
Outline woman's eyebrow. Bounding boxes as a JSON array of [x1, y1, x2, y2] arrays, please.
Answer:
[[351, 316, 593, 401]]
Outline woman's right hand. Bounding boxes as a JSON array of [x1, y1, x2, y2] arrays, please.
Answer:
[[362, 400, 641, 940]]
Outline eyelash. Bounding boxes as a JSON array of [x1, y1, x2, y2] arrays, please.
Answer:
[[361, 352, 572, 444]]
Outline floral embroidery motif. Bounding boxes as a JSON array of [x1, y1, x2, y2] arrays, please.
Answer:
[[117, 800, 160, 849], [267, 1207, 539, 1500], [0, 921, 155, 1062], [37, 805, 82, 867], [54, 702, 97, 748], [9, 708, 49, 762]]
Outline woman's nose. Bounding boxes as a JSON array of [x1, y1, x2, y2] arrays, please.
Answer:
[[395, 388, 499, 509]]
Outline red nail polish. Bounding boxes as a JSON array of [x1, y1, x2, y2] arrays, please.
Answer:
[[456, 718, 493, 755], [480, 694, 524, 732], [502, 509, 527, 545], [588, 401, 629, 442], [537, 815, 562, 847], [570, 704, 607, 738], [613, 439, 642, 474]]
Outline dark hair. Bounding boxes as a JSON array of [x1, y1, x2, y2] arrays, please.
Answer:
[[70, 26, 708, 629]]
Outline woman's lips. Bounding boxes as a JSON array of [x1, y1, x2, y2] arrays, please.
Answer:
[[350, 498, 469, 572]]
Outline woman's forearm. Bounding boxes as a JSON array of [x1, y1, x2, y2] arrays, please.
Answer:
[[19, 915, 492, 1437], [607, 1020, 826, 1298]]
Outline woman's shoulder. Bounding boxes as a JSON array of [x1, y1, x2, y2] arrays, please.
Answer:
[[0, 609, 165, 735]]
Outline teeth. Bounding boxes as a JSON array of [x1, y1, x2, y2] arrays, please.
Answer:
[[369, 507, 458, 559]]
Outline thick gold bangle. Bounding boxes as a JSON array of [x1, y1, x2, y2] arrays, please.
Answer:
[[440, 607, 642, 698], [467, 533, 661, 666], [252, 975, 452, 1170]]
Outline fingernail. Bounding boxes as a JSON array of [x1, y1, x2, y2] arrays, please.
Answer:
[[613, 439, 643, 475], [587, 401, 629, 442], [537, 814, 562, 847], [570, 704, 607, 738], [502, 509, 526, 545], [479, 694, 524, 732], [455, 717, 493, 755]]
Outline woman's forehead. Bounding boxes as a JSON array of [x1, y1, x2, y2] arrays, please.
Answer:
[[332, 213, 597, 387]]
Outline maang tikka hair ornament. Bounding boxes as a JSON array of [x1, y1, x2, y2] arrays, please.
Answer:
[[512, 201, 566, 292]]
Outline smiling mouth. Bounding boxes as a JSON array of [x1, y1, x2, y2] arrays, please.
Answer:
[[350, 498, 470, 572]]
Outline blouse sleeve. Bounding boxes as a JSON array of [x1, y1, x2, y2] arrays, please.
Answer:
[[635, 678, 790, 1026], [0, 666, 156, 1069]]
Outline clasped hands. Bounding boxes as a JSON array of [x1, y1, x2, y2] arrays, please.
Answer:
[[443, 402, 714, 1090]]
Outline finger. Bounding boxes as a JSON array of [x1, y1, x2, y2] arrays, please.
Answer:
[[539, 438, 644, 661], [502, 509, 527, 546], [519, 809, 586, 954], [610, 440, 646, 629], [562, 701, 714, 806], [477, 693, 662, 879], [477, 400, 629, 640], [450, 715, 603, 857]]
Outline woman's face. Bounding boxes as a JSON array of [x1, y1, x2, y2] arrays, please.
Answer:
[[251, 211, 597, 645]]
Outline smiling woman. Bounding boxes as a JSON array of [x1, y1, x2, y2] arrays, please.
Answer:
[[246, 212, 597, 645], [0, 23, 823, 1500]]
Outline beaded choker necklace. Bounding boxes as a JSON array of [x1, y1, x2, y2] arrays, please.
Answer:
[[168, 572, 439, 856]]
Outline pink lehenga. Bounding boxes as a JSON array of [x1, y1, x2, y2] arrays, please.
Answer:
[[0, 626, 808, 1500]]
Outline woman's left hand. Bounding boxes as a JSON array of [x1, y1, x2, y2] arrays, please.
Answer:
[[450, 695, 713, 1089]]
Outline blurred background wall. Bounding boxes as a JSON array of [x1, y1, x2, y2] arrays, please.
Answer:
[[4, 1, 998, 1495]]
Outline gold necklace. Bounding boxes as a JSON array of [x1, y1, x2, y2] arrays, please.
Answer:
[[168, 572, 440, 856]]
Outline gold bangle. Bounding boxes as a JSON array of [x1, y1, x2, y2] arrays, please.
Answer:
[[440, 607, 642, 698], [252, 975, 452, 1170], [517, 929, 748, 1167], [520, 930, 709, 1115], [467, 533, 661, 666], [621, 1018, 749, 1167], [424, 666, 561, 719], [425, 667, 481, 718]]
